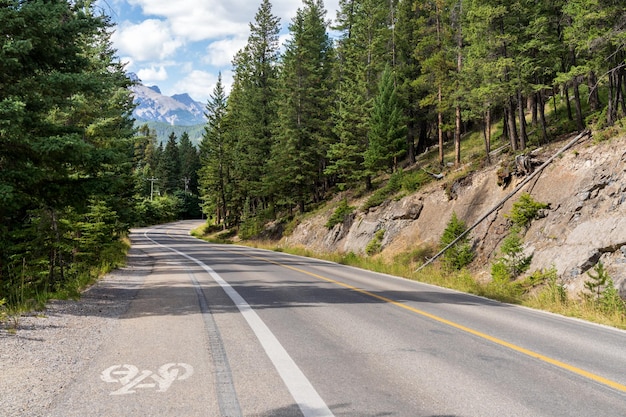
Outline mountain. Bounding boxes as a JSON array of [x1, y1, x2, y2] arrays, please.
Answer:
[[129, 75, 206, 127]]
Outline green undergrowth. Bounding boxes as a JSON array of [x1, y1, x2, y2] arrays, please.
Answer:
[[1, 238, 129, 330]]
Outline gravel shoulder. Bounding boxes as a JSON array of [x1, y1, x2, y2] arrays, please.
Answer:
[[0, 246, 153, 417]]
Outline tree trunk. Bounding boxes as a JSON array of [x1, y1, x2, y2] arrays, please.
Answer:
[[455, 105, 461, 166], [530, 92, 538, 127], [454, 1, 462, 167], [538, 90, 548, 143], [564, 83, 573, 121], [588, 71, 600, 112], [507, 97, 518, 152], [438, 87, 444, 166], [483, 108, 491, 164], [607, 70, 616, 126], [517, 90, 527, 150], [572, 76, 584, 131]]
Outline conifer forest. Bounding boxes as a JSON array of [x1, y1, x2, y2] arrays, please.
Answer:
[[1, 0, 625, 306]]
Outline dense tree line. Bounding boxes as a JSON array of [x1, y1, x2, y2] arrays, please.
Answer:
[[199, 0, 626, 230], [0, 0, 136, 303], [133, 126, 202, 224]]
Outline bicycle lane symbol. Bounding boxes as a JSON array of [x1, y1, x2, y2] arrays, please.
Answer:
[[101, 363, 194, 395]]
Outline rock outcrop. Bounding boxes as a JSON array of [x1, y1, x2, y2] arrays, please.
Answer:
[[283, 133, 626, 297]]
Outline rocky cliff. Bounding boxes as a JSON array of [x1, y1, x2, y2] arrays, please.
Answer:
[[283, 133, 626, 297]]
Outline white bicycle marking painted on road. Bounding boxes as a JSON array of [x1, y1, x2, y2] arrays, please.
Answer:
[[101, 363, 194, 395]]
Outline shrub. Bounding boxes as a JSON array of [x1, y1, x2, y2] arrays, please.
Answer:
[[366, 229, 385, 256], [440, 212, 474, 270], [506, 193, 549, 229], [326, 199, 355, 229], [362, 171, 404, 210], [490, 229, 532, 281]]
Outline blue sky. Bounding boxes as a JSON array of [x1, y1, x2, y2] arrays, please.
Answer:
[[96, 0, 340, 103]]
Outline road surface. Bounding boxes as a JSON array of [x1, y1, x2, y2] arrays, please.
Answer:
[[46, 220, 626, 416]]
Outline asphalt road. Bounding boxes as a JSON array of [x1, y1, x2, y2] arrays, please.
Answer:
[[47, 220, 626, 416]]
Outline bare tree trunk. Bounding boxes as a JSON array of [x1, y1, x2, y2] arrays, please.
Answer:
[[530, 92, 538, 127], [573, 77, 584, 131], [454, 0, 462, 167], [607, 70, 616, 126], [517, 90, 527, 150], [588, 71, 600, 112], [538, 90, 549, 143], [483, 108, 491, 164], [507, 97, 519, 152]]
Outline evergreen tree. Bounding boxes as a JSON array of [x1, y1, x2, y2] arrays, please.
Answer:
[[160, 132, 181, 195], [269, 0, 335, 213], [199, 73, 232, 227], [227, 0, 281, 218], [0, 0, 134, 297], [178, 132, 200, 195], [413, 0, 457, 165], [327, 0, 396, 190], [364, 65, 407, 174]]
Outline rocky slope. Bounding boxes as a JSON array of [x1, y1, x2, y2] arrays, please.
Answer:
[[283, 132, 626, 297]]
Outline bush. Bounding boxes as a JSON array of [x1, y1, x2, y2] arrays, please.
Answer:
[[440, 212, 474, 270], [490, 229, 532, 281], [366, 229, 385, 256], [362, 171, 404, 210], [506, 193, 549, 229], [326, 199, 354, 229]]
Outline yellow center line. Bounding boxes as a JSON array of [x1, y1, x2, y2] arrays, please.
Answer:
[[216, 247, 626, 394]]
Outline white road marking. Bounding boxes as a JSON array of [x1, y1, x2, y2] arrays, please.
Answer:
[[144, 229, 335, 417], [101, 363, 193, 395]]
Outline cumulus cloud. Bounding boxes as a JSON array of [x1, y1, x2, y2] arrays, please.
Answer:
[[112, 19, 182, 62], [136, 65, 168, 83], [126, 0, 252, 41], [205, 36, 247, 67], [172, 70, 217, 103]]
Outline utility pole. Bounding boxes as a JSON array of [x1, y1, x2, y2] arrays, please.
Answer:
[[182, 177, 190, 194], [146, 177, 159, 201]]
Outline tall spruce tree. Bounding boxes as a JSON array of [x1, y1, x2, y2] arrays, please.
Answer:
[[160, 132, 181, 195], [269, 0, 334, 213], [199, 74, 232, 227], [178, 132, 200, 195], [327, 0, 395, 190], [227, 0, 281, 218], [364, 65, 407, 174]]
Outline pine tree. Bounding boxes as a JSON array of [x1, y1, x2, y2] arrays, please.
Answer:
[[364, 65, 407, 175], [178, 132, 200, 195], [227, 0, 281, 218], [269, 0, 335, 213], [0, 0, 134, 296], [199, 73, 232, 227], [327, 0, 396, 190], [160, 132, 181, 195]]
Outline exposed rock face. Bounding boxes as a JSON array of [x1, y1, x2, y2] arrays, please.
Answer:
[[283, 133, 626, 297]]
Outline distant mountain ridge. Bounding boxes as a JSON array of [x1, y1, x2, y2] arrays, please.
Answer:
[[129, 73, 206, 126]]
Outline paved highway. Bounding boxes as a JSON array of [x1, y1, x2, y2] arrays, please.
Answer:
[[47, 220, 626, 416]]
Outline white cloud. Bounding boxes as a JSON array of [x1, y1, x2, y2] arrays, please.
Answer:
[[136, 65, 168, 83], [112, 19, 183, 62], [205, 36, 247, 67], [126, 0, 252, 41], [173, 70, 217, 103]]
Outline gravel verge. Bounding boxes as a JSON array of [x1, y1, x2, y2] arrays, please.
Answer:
[[0, 246, 153, 417]]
